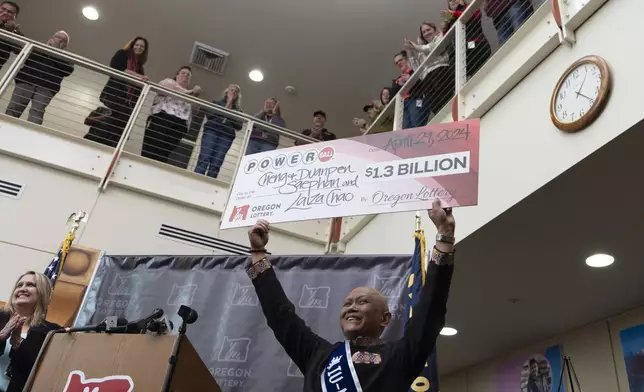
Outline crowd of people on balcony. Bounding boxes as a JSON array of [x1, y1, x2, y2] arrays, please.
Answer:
[[354, 0, 544, 133], [0, 0, 544, 180], [0, 7, 340, 181]]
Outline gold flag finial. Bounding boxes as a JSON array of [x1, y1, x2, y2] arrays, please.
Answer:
[[66, 211, 88, 234]]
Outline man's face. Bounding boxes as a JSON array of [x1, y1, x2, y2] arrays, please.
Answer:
[[0, 3, 17, 22], [313, 114, 326, 129], [47, 32, 68, 49], [394, 55, 409, 72], [530, 362, 539, 378], [340, 287, 391, 340], [176, 68, 192, 87]]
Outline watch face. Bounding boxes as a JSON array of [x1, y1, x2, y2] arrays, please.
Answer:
[[553, 62, 602, 124]]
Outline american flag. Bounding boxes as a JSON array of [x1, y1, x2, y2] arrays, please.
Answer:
[[44, 232, 75, 288]]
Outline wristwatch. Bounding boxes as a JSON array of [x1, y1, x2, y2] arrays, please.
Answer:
[[436, 234, 455, 244]]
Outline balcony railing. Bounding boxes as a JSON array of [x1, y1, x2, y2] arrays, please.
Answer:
[[0, 30, 318, 189], [366, 0, 549, 135]]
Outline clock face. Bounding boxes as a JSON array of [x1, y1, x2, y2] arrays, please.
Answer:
[[553, 62, 602, 124]]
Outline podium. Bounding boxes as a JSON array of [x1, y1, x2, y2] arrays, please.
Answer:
[[23, 332, 221, 392]]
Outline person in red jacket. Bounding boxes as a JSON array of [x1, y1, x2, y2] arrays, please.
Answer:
[[441, 0, 491, 79]]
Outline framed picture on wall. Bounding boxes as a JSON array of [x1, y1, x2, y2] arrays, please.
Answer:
[[496, 344, 564, 392], [620, 324, 644, 392]]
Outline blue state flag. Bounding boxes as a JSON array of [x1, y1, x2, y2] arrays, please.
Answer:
[[44, 232, 75, 288], [404, 230, 440, 392]]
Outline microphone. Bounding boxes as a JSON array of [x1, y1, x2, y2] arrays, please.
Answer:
[[147, 314, 174, 335], [177, 305, 198, 325], [62, 317, 128, 333], [126, 308, 164, 333]]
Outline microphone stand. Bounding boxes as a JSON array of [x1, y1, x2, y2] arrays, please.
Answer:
[[161, 320, 187, 392]]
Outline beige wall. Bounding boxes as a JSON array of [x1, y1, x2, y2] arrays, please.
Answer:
[[441, 306, 644, 392]]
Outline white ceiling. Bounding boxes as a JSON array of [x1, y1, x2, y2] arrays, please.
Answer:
[[14, 0, 460, 137], [437, 117, 644, 374]]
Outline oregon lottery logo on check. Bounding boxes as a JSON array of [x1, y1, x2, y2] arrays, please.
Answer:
[[220, 119, 480, 229]]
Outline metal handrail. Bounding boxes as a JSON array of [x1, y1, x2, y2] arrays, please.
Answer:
[[0, 29, 318, 144]]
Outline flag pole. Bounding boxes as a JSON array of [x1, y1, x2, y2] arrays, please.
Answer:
[[46, 211, 88, 287], [415, 211, 421, 232]]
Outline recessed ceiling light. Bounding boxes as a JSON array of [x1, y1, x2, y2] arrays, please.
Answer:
[[440, 327, 458, 336], [249, 69, 264, 82], [82, 6, 99, 20], [585, 253, 614, 268]]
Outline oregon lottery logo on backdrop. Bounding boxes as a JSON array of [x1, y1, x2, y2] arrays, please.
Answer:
[[298, 285, 330, 309], [63, 370, 133, 392], [373, 275, 403, 299], [167, 283, 198, 306], [217, 337, 252, 363], [230, 283, 258, 307], [108, 275, 139, 296], [98, 275, 139, 317], [244, 146, 335, 174], [211, 337, 254, 389]]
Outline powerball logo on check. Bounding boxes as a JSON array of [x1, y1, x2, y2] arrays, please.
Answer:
[[228, 203, 282, 223], [244, 146, 334, 174]]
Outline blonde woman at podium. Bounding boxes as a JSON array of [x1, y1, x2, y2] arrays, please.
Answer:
[[0, 272, 59, 392], [246, 199, 455, 392]]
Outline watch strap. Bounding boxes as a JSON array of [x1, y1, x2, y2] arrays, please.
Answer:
[[430, 247, 455, 266], [436, 233, 455, 244], [246, 257, 272, 280]]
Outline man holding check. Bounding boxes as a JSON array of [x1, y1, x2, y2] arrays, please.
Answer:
[[246, 198, 455, 392]]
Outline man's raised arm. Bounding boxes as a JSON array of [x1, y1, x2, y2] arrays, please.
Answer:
[[246, 220, 332, 373], [393, 199, 455, 381]]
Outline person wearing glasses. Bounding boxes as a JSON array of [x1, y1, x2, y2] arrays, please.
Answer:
[[0, 1, 21, 69]]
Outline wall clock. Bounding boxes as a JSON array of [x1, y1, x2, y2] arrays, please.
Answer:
[[550, 55, 611, 133]]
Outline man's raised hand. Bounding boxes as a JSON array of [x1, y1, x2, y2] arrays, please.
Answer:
[[248, 220, 270, 250], [428, 198, 455, 236]]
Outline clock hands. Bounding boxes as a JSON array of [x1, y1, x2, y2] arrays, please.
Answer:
[[575, 68, 588, 99], [577, 92, 594, 101]]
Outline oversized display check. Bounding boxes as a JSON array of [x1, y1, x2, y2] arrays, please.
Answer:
[[220, 119, 479, 229]]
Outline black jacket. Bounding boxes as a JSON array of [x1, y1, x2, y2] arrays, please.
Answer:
[[100, 49, 144, 110], [251, 257, 454, 392], [15, 50, 74, 93], [0, 23, 22, 68], [0, 310, 61, 392], [295, 128, 336, 146], [201, 99, 244, 136]]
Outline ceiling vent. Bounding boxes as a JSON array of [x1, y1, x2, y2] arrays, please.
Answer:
[[189, 42, 229, 75], [158, 224, 260, 255], [0, 179, 24, 199]]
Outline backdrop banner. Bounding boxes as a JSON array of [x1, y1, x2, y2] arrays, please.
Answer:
[[75, 254, 413, 392]]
